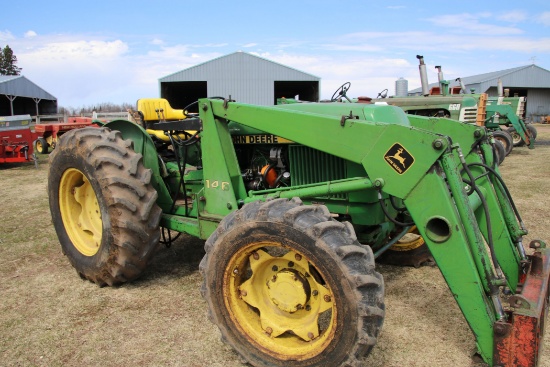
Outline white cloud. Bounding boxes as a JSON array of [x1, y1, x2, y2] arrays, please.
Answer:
[[538, 12, 550, 26], [24, 30, 37, 38], [425, 13, 524, 35], [150, 38, 164, 45], [496, 10, 528, 23], [242, 43, 257, 48], [0, 30, 15, 41]]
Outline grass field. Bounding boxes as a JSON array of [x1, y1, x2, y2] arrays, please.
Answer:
[[1, 125, 549, 367]]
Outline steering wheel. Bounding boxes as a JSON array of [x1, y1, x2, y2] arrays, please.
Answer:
[[377, 88, 388, 99], [331, 82, 351, 102]]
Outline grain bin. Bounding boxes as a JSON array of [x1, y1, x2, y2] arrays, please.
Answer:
[[395, 77, 408, 97]]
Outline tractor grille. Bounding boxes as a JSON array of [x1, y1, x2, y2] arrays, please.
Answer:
[[289, 145, 347, 199], [460, 107, 479, 123]]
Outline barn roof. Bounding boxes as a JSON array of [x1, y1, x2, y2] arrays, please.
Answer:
[[409, 64, 550, 93], [0, 75, 57, 100], [160, 51, 320, 82]]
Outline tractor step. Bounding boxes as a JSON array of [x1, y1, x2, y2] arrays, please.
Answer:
[[494, 242, 550, 367]]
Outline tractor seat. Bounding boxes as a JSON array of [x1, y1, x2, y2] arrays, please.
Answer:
[[136, 98, 197, 142], [137, 98, 186, 122]]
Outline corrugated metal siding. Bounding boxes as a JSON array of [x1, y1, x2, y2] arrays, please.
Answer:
[[480, 65, 550, 90], [160, 52, 320, 105], [526, 89, 550, 120], [0, 75, 56, 100]]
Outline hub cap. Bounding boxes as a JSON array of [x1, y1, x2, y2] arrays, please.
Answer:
[[225, 242, 336, 359], [59, 168, 102, 256]]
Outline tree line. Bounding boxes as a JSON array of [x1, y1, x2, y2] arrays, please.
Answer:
[[59, 102, 135, 116]]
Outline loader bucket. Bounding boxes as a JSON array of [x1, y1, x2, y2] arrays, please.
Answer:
[[494, 242, 550, 367]]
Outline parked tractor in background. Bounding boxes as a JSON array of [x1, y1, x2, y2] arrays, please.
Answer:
[[368, 56, 535, 158], [48, 92, 549, 367], [486, 94, 537, 148], [319, 55, 536, 163]]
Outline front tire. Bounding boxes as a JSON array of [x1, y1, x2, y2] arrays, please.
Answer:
[[507, 127, 525, 147], [200, 198, 385, 367], [527, 124, 538, 141], [48, 127, 162, 286], [493, 130, 513, 156], [35, 137, 49, 154], [493, 140, 506, 165]]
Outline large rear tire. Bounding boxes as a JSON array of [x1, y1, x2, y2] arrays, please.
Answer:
[[48, 127, 162, 286], [200, 198, 385, 367]]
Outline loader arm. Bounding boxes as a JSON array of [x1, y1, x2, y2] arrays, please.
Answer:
[[198, 98, 549, 366]]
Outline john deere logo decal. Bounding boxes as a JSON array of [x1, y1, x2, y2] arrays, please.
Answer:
[[384, 143, 414, 174]]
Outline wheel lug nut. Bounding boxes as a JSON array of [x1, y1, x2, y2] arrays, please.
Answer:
[[295, 254, 302, 261], [240, 290, 247, 297], [312, 290, 318, 296], [272, 265, 278, 272], [308, 332, 314, 340], [252, 252, 259, 260], [324, 295, 331, 302], [288, 261, 294, 267], [265, 327, 273, 335]]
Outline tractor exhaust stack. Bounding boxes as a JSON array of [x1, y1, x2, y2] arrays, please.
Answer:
[[417, 55, 430, 96], [456, 77, 468, 94], [498, 79, 504, 97]]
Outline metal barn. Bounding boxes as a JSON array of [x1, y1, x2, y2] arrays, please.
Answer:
[[159, 52, 320, 110], [0, 75, 57, 116], [409, 64, 550, 123]]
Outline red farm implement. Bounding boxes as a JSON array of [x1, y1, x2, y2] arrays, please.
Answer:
[[0, 115, 37, 164], [34, 116, 101, 154]]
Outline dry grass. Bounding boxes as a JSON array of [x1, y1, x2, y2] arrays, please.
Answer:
[[1, 126, 550, 367]]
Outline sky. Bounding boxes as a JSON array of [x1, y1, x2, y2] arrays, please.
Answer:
[[2, 0, 550, 108]]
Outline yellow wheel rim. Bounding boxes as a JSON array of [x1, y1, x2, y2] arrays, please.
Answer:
[[390, 226, 425, 251], [36, 140, 43, 153], [59, 168, 102, 256], [224, 242, 336, 360]]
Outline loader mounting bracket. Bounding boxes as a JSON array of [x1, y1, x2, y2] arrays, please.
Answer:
[[494, 241, 550, 367]]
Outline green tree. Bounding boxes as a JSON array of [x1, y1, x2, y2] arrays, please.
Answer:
[[0, 45, 22, 76]]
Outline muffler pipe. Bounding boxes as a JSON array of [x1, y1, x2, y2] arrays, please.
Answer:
[[498, 79, 504, 97], [417, 55, 430, 96], [435, 65, 446, 96], [456, 77, 468, 94]]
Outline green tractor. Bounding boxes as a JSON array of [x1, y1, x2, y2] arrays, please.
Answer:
[[48, 95, 549, 367], [361, 56, 536, 159], [486, 94, 537, 148], [314, 55, 536, 162]]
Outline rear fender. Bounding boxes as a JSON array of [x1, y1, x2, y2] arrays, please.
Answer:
[[105, 119, 173, 211]]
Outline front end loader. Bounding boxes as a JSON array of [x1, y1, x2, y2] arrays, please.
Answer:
[[48, 96, 549, 366]]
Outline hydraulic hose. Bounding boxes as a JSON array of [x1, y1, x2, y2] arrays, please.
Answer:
[[377, 191, 414, 227]]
